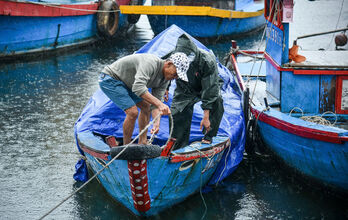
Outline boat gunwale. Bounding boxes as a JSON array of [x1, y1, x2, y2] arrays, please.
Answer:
[[77, 131, 231, 162], [119, 5, 264, 19], [251, 106, 348, 144]]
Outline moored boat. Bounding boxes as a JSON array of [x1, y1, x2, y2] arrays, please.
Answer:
[[0, 0, 143, 60], [120, 0, 265, 39], [74, 24, 246, 216], [228, 0, 348, 191]]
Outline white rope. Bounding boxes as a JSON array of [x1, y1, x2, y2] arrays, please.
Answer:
[[289, 107, 337, 126], [321, 111, 338, 125], [289, 107, 304, 117], [327, 0, 346, 49], [300, 111, 337, 126], [199, 158, 207, 220], [26, 1, 121, 13], [249, 0, 280, 103], [214, 139, 231, 187], [190, 142, 208, 220], [300, 115, 332, 126], [237, 50, 265, 60], [39, 113, 169, 219]]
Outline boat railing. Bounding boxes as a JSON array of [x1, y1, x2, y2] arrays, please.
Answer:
[[293, 27, 348, 46]]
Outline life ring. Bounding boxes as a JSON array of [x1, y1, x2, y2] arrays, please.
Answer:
[[127, 0, 142, 24], [97, 1, 120, 38], [110, 144, 162, 160]]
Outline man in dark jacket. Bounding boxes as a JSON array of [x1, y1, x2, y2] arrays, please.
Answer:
[[168, 34, 224, 149]]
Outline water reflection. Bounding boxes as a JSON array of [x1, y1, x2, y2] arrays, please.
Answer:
[[0, 15, 157, 219]]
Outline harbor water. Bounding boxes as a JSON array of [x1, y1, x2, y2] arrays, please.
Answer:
[[1, 0, 348, 219]]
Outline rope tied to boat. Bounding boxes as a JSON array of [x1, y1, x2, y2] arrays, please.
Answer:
[[289, 107, 337, 126], [39, 113, 173, 219], [189, 142, 210, 220], [26, 1, 121, 13], [230, 47, 265, 60]]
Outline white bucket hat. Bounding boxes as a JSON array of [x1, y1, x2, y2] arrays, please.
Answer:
[[168, 52, 190, 82]]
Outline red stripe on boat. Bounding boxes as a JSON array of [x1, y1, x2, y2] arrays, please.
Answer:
[[128, 160, 151, 212], [79, 144, 109, 160], [230, 53, 245, 91], [160, 138, 176, 156], [251, 107, 348, 144], [0, 0, 99, 17], [263, 52, 348, 75], [293, 69, 348, 75], [170, 139, 230, 163]]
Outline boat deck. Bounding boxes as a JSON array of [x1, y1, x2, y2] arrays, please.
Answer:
[[285, 50, 348, 69]]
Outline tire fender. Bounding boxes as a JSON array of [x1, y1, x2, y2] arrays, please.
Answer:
[[110, 144, 162, 160], [97, 1, 120, 38]]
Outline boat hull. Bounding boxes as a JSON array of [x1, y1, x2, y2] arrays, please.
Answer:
[[0, 14, 98, 57], [251, 106, 348, 191], [81, 136, 230, 216], [0, 0, 131, 59], [148, 13, 265, 38]]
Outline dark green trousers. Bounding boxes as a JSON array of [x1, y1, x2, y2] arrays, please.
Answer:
[[171, 97, 224, 150]]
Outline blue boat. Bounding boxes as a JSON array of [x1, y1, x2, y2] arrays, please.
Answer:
[[74, 25, 246, 216], [0, 0, 143, 59], [120, 0, 265, 38], [229, 0, 348, 191]]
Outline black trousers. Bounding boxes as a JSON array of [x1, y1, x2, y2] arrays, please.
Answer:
[[171, 97, 224, 150]]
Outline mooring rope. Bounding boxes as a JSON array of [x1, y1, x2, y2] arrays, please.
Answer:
[[214, 139, 232, 187], [199, 158, 208, 220], [249, 0, 280, 103], [39, 113, 173, 219], [25, 0, 121, 13], [190, 143, 208, 220]]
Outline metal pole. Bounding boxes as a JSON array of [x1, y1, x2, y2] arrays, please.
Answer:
[[294, 27, 348, 45]]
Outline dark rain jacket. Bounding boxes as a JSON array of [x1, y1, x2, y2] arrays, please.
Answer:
[[168, 34, 223, 115]]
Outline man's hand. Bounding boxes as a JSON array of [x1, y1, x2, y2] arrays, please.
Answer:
[[158, 103, 171, 115], [151, 120, 160, 134], [141, 91, 171, 115], [200, 117, 211, 133], [200, 110, 211, 133]]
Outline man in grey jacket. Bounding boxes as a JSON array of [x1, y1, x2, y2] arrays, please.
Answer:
[[99, 52, 190, 145]]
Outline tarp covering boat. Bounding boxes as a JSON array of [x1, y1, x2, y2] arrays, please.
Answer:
[[74, 25, 245, 186]]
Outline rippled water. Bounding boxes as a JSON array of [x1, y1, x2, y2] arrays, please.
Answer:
[[1, 1, 348, 219]]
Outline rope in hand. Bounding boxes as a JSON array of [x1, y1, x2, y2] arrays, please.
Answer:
[[39, 113, 173, 219]]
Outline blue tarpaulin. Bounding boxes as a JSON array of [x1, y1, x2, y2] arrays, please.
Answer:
[[74, 25, 245, 186]]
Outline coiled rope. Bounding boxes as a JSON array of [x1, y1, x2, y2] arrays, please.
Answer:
[[39, 113, 173, 219], [289, 107, 337, 126]]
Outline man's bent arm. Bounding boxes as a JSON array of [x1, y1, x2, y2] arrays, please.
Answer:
[[150, 108, 161, 134], [141, 91, 171, 115]]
